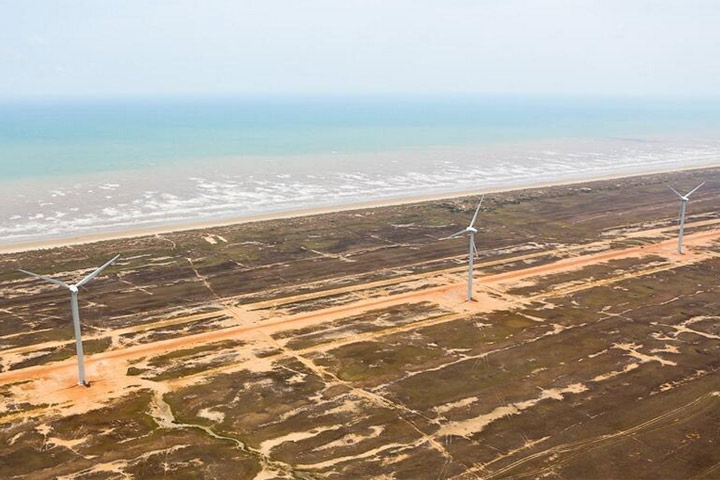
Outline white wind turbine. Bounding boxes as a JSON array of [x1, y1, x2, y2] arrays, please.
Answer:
[[445, 196, 484, 301], [668, 182, 704, 254], [18, 255, 121, 386]]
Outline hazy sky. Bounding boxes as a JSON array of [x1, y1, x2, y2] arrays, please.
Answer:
[[2, 0, 720, 98]]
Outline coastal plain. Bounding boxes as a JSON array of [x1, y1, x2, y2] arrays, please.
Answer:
[[2, 168, 720, 479]]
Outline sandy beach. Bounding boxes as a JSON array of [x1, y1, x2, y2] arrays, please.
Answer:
[[2, 162, 718, 255]]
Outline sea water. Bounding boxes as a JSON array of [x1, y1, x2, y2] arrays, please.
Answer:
[[2, 95, 720, 244]]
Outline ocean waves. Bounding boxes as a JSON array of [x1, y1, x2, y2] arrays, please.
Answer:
[[2, 137, 720, 244]]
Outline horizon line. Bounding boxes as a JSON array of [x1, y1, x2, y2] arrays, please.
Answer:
[[4, 91, 720, 104]]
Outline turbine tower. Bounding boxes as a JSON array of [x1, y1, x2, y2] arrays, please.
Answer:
[[669, 182, 704, 254], [445, 196, 484, 301], [18, 254, 121, 386]]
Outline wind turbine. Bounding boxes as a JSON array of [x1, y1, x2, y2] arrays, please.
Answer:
[[445, 196, 484, 301], [18, 255, 121, 386], [668, 182, 704, 254]]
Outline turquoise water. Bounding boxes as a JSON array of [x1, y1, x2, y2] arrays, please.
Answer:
[[3, 95, 720, 180], [2, 95, 720, 244]]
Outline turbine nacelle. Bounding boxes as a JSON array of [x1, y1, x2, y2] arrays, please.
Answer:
[[69, 285, 79, 294], [669, 182, 704, 202], [443, 196, 485, 241]]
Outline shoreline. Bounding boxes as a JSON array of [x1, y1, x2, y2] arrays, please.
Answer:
[[2, 162, 717, 255]]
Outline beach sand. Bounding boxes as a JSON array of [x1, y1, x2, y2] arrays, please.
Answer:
[[2, 162, 717, 255]]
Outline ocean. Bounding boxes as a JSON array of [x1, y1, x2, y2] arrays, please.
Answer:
[[2, 95, 720, 245]]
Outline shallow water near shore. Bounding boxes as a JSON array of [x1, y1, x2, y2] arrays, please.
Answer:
[[2, 95, 720, 245]]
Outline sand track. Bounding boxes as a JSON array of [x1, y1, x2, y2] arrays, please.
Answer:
[[2, 221, 719, 417]]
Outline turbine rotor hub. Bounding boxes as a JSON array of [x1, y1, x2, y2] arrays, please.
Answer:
[[466, 226, 478, 233]]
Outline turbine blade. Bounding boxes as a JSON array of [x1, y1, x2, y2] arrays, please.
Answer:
[[76, 254, 121, 288], [668, 185, 683, 199], [473, 239, 481, 259], [469, 196, 485, 228], [442, 229, 467, 240], [686, 182, 705, 197], [18, 269, 70, 289]]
